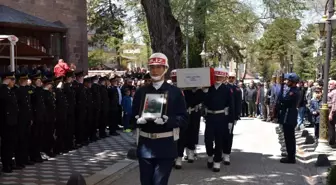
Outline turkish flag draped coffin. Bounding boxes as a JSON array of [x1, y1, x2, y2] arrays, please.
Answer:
[[210, 67, 215, 86]]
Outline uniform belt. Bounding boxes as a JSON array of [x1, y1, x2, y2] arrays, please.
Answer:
[[139, 131, 174, 139], [206, 107, 229, 115]]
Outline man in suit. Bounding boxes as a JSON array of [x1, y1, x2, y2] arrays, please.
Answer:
[[108, 77, 121, 136], [238, 82, 247, 117]]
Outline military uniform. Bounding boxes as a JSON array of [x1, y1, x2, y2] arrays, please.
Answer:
[[30, 74, 46, 162], [279, 73, 299, 164], [133, 53, 188, 185], [42, 78, 56, 157], [91, 76, 101, 140], [54, 76, 68, 154], [63, 71, 76, 150], [14, 73, 33, 167], [107, 77, 120, 135], [73, 71, 88, 145], [0, 72, 19, 173], [83, 76, 94, 142], [203, 68, 234, 172], [99, 77, 109, 138]]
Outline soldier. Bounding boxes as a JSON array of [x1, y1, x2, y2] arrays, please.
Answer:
[[42, 78, 56, 157], [30, 73, 46, 163], [222, 72, 242, 165], [0, 72, 19, 173], [99, 76, 109, 138], [73, 71, 88, 146], [132, 53, 188, 185], [91, 75, 101, 141], [279, 73, 299, 164], [203, 68, 234, 172], [14, 73, 34, 168], [108, 77, 121, 136], [63, 71, 76, 150], [83, 76, 94, 142], [53, 76, 68, 154]]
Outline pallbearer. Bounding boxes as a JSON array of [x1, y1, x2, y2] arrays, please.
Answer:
[[132, 53, 188, 185], [222, 72, 241, 165], [63, 71, 76, 150], [203, 68, 234, 172], [83, 76, 94, 142], [91, 75, 101, 141]]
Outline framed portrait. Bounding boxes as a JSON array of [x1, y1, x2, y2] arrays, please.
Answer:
[[140, 93, 168, 119]]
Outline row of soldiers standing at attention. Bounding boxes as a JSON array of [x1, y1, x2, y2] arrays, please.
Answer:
[[169, 68, 242, 172], [0, 70, 123, 173]]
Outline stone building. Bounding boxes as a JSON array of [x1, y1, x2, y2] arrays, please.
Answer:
[[0, 0, 88, 72]]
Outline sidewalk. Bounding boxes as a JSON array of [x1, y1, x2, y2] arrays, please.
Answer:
[[0, 132, 136, 185]]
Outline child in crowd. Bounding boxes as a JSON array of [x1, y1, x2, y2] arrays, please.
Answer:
[[122, 88, 132, 133]]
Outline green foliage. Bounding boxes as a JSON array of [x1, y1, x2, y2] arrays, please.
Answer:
[[88, 49, 113, 68], [87, 0, 126, 47], [327, 165, 336, 185], [262, 0, 307, 18]]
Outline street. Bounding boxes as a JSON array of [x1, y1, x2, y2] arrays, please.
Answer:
[[112, 118, 320, 185]]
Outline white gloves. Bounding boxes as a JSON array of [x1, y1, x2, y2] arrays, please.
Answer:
[[228, 122, 233, 134], [56, 82, 63, 89], [224, 107, 229, 115], [154, 115, 169, 125], [135, 115, 147, 124], [202, 88, 209, 93]]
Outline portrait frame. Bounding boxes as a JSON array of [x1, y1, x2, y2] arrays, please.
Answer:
[[139, 92, 168, 120]]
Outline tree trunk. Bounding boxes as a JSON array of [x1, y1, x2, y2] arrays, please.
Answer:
[[141, 0, 184, 72]]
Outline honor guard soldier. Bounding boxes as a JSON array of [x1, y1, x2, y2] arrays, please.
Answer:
[[14, 73, 34, 168], [203, 68, 234, 172], [42, 77, 56, 157], [53, 76, 68, 154], [0, 72, 19, 173], [91, 75, 101, 141], [64, 71, 76, 150], [99, 76, 109, 138], [30, 73, 46, 163], [83, 76, 94, 142], [73, 71, 88, 145], [132, 53, 188, 185], [279, 73, 299, 164], [222, 72, 242, 165], [108, 77, 121, 136]]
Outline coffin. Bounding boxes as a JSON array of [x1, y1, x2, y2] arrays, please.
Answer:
[[176, 67, 214, 88]]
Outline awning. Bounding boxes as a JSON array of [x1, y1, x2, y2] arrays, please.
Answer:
[[0, 5, 66, 32]]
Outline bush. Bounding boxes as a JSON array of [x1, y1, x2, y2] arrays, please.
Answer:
[[327, 165, 336, 185]]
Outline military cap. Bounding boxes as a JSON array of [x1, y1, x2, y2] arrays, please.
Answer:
[[83, 75, 92, 82], [16, 72, 29, 80], [1, 72, 15, 79], [65, 71, 75, 78], [42, 78, 53, 85], [91, 75, 99, 81], [284, 73, 300, 83], [143, 73, 151, 79], [75, 70, 84, 77], [29, 72, 42, 80], [53, 75, 64, 82], [99, 76, 107, 82]]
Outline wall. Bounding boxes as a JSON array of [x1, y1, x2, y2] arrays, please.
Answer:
[[0, 0, 88, 72]]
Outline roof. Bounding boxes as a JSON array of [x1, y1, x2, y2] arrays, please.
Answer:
[[0, 5, 66, 31]]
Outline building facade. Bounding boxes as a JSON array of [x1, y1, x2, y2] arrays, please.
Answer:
[[0, 0, 88, 72]]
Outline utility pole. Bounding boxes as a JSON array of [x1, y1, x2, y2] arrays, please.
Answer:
[[185, 9, 189, 68]]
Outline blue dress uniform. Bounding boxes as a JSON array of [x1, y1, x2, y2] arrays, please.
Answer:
[[222, 81, 241, 165], [203, 81, 234, 172], [133, 82, 188, 185], [133, 52, 187, 185], [279, 73, 299, 164]]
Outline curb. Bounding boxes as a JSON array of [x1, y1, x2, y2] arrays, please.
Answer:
[[85, 159, 138, 185]]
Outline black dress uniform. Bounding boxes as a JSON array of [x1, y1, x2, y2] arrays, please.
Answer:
[[279, 73, 299, 164], [0, 72, 19, 173], [14, 74, 33, 167], [133, 81, 188, 185], [63, 71, 76, 150], [107, 78, 121, 135], [84, 77, 94, 142], [30, 74, 46, 162], [42, 78, 56, 157], [73, 71, 88, 145], [99, 77, 109, 138], [54, 77, 68, 154], [91, 76, 101, 140]]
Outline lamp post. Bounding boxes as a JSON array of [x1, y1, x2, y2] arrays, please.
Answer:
[[315, 0, 335, 166], [200, 50, 207, 67]]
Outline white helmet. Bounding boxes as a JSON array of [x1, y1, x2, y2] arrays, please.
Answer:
[[228, 72, 236, 77], [148, 53, 169, 68], [214, 68, 228, 77]]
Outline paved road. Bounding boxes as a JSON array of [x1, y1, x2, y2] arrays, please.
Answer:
[[112, 118, 321, 185]]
